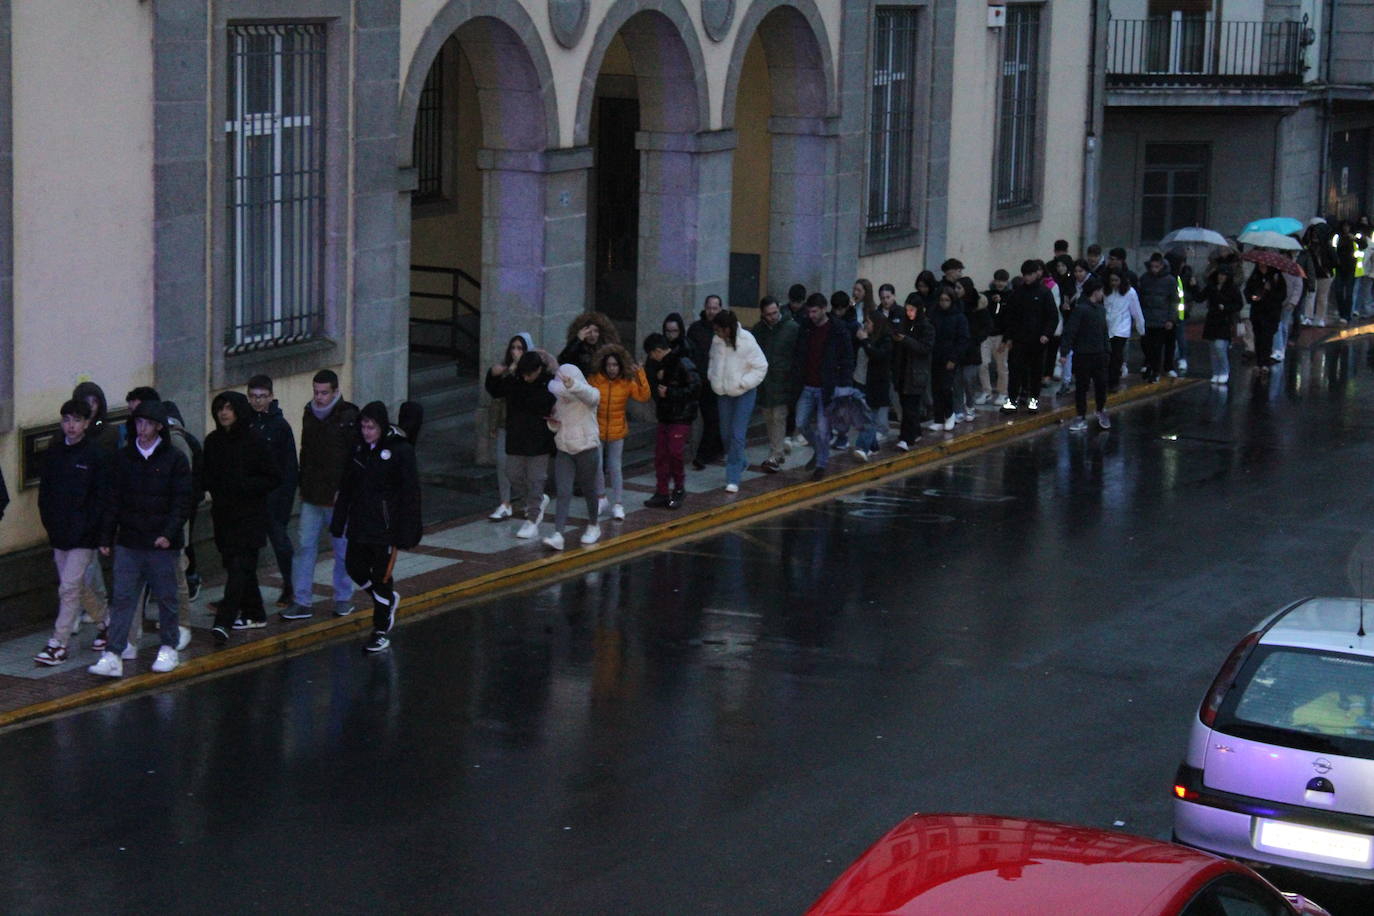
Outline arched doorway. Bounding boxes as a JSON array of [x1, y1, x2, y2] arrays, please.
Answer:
[[725, 2, 835, 307], [578, 2, 712, 348]]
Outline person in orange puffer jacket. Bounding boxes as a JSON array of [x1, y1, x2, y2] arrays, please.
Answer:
[[589, 343, 650, 521]]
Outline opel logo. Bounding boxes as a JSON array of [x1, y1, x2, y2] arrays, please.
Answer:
[[1313, 758, 1333, 775]]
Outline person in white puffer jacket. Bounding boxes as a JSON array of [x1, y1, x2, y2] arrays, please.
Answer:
[[543, 363, 602, 551], [707, 310, 769, 492]]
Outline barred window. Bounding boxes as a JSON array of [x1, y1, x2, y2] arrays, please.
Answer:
[[412, 48, 444, 201], [867, 8, 919, 235], [226, 24, 326, 353], [995, 6, 1042, 213], [1140, 143, 1209, 244]]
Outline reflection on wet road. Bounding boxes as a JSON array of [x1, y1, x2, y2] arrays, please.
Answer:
[[5, 344, 1374, 914]]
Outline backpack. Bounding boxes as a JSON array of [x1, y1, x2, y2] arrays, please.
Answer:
[[161, 401, 205, 505]]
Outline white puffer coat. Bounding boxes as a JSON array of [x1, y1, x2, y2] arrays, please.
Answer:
[[547, 364, 602, 455], [707, 327, 769, 398]]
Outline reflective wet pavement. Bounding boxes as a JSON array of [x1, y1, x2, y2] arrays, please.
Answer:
[[4, 342, 1374, 915]]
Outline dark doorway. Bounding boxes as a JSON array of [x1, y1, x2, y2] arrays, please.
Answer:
[[1327, 127, 1370, 221], [594, 97, 640, 324]]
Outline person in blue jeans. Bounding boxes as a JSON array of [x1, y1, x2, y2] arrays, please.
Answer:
[[707, 309, 769, 492], [281, 369, 359, 621], [793, 293, 855, 481]]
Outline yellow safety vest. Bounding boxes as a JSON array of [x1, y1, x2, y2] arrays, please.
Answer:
[[1176, 276, 1186, 319]]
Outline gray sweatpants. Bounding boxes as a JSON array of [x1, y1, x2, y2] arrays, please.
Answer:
[[598, 438, 625, 507], [506, 453, 549, 520], [554, 447, 601, 532]]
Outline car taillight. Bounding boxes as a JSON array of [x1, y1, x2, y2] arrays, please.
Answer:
[[1199, 632, 1261, 726], [1173, 763, 1203, 801]]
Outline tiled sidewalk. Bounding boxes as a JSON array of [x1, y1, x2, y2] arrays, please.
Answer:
[[0, 372, 1232, 727]]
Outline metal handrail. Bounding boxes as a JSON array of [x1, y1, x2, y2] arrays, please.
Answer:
[[1106, 18, 1303, 87], [410, 265, 481, 358]]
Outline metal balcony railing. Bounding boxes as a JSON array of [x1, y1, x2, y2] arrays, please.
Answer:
[[1106, 18, 1303, 88]]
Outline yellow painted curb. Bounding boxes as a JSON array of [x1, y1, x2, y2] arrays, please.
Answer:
[[0, 378, 1201, 731]]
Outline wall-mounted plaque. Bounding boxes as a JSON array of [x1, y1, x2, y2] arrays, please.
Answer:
[[548, 0, 589, 49]]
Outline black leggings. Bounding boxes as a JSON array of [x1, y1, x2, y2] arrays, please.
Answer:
[[215, 546, 263, 629], [1142, 327, 1175, 377], [1073, 353, 1109, 415], [931, 365, 956, 421], [345, 542, 399, 634], [1109, 337, 1128, 388], [899, 392, 924, 444]]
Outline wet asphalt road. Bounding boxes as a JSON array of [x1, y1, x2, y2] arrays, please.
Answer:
[[5, 342, 1374, 915]]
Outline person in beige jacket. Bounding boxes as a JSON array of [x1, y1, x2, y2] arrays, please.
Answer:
[[707, 310, 769, 492], [543, 363, 602, 551]]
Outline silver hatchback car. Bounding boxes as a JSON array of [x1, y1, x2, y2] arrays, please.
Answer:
[[1173, 597, 1374, 883]]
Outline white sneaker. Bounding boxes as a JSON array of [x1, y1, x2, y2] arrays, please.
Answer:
[[177, 625, 192, 651], [782, 437, 794, 454], [121, 642, 138, 661], [611, 503, 625, 521], [1166, 370, 1179, 378], [542, 532, 565, 551], [851, 448, 869, 462], [597, 496, 610, 518], [488, 503, 512, 521], [895, 440, 910, 452], [1027, 397, 1039, 412], [151, 646, 179, 673], [1177, 359, 1188, 372], [515, 519, 539, 539], [1217, 373, 1228, 384], [580, 525, 601, 546], [924, 421, 943, 431], [960, 411, 976, 423], [88, 651, 123, 678], [1271, 351, 1284, 363], [724, 483, 739, 493], [1210, 374, 1219, 383], [943, 415, 956, 431]]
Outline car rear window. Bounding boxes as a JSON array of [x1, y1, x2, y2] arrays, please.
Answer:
[[1215, 646, 1374, 758]]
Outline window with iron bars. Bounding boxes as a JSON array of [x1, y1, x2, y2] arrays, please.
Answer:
[[995, 5, 1041, 213], [412, 48, 444, 201], [867, 8, 919, 235], [1140, 143, 1209, 244], [226, 23, 326, 353]]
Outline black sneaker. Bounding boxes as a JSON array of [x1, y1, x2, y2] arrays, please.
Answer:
[[185, 573, 201, 601], [211, 625, 229, 645], [279, 604, 314, 621], [644, 492, 671, 508], [91, 628, 108, 651], [363, 631, 390, 653], [810, 467, 827, 481], [667, 489, 685, 510]]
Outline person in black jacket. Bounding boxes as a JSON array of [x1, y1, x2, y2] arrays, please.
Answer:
[[1059, 277, 1111, 430], [1245, 264, 1287, 374], [34, 399, 111, 666], [929, 286, 970, 431], [998, 260, 1058, 412], [486, 350, 556, 538], [852, 311, 893, 459], [246, 374, 299, 608], [331, 401, 422, 653], [643, 332, 701, 509], [687, 296, 726, 468], [88, 400, 193, 678], [1194, 269, 1244, 384], [205, 391, 282, 641], [892, 299, 935, 449]]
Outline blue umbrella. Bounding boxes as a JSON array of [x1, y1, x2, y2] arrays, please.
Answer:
[[1241, 217, 1303, 237]]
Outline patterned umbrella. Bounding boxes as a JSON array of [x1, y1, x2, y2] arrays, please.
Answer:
[[1241, 249, 1306, 278]]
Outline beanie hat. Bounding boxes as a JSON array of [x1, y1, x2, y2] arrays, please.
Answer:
[[360, 400, 389, 430]]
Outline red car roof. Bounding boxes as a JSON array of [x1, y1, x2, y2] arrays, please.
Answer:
[[805, 814, 1252, 916]]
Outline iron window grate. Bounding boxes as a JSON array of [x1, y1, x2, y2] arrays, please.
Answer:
[[413, 48, 444, 201], [867, 8, 919, 235], [225, 23, 326, 354], [995, 5, 1041, 213]]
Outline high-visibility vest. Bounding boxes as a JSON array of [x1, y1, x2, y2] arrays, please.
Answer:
[[1176, 276, 1186, 318], [1357, 234, 1368, 278]]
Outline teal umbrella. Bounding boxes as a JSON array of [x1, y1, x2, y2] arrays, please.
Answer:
[[1241, 217, 1303, 237]]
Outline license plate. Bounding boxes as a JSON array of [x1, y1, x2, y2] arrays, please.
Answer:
[[1254, 818, 1374, 867]]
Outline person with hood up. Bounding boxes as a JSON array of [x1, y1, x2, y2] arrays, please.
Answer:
[[589, 342, 650, 520], [542, 364, 602, 551], [1300, 217, 1335, 327], [928, 286, 970, 432], [891, 297, 935, 450], [34, 398, 111, 666], [204, 391, 281, 642], [686, 295, 726, 469], [1244, 262, 1287, 374], [246, 374, 299, 608], [331, 401, 422, 653], [1194, 267, 1244, 384], [485, 333, 533, 522], [88, 400, 193, 678], [707, 309, 768, 491], [643, 332, 701, 510], [485, 349, 556, 539], [558, 312, 620, 377], [329, 401, 420, 650], [1059, 277, 1112, 431]]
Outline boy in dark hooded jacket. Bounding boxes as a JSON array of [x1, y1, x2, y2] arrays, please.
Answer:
[[331, 401, 422, 653], [204, 391, 282, 641]]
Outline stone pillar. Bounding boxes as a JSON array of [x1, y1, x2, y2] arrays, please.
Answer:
[[471, 146, 591, 463], [636, 130, 736, 347], [766, 116, 838, 301]]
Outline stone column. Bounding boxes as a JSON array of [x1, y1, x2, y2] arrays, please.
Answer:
[[636, 130, 736, 347], [766, 116, 838, 301], [471, 146, 591, 463]]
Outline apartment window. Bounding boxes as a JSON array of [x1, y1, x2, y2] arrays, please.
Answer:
[[994, 5, 1042, 213], [1140, 143, 1209, 243], [225, 24, 326, 353], [412, 48, 444, 201], [867, 8, 919, 235]]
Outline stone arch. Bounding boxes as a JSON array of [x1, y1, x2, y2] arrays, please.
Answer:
[[573, 0, 710, 147], [721, 0, 835, 126], [399, 0, 559, 164]]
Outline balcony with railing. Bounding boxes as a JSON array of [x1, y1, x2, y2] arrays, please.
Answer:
[[1106, 18, 1304, 90]]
